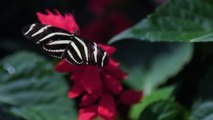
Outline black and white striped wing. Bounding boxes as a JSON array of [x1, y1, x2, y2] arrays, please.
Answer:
[[22, 23, 72, 59], [22, 23, 109, 67], [68, 35, 109, 67]]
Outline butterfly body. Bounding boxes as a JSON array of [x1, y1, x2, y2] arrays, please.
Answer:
[[22, 23, 109, 67]]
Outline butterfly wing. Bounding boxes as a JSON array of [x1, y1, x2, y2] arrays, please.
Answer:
[[22, 23, 73, 59], [22, 23, 109, 67], [69, 36, 109, 67]]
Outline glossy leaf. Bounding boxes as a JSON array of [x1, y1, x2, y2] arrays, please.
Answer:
[[0, 51, 77, 120], [191, 100, 213, 120], [130, 86, 175, 120], [113, 40, 193, 94], [109, 0, 213, 43], [139, 100, 189, 120]]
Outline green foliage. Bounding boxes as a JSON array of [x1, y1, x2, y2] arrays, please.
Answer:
[[111, 0, 213, 118], [189, 61, 213, 120], [191, 100, 213, 120], [0, 52, 77, 120], [139, 100, 189, 120], [109, 0, 213, 43], [113, 41, 193, 94], [130, 86, 175, 120], [110, 0, 213, 119]]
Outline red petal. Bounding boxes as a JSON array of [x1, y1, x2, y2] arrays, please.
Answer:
[[70, 71, 83, 80], [36, 10, 80, 34], [81, 66, 102, 95], [102, 74, 122, 95], [98, 44, 116, 56], [55, 59, 85, 73], [80, 93, 99, 107], [68, 80, 85, 98], [79, 105, 98, 120], [108, 58, 119, 67], [104, 59, 127, 80], [98, 93, 117, 118], [120, 90, 143, 106], [64, 13, 81, 35]]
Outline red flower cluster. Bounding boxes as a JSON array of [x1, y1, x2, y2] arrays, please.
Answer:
[[37, 10, 142, 120]]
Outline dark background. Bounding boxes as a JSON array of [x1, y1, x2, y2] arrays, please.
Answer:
[[0, 0, 157, 58]]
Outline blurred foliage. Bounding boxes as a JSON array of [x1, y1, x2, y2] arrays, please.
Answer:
[[110, 0, 213, 119], [0, 52, 77, 120], [130, 86, 175, 119], [190, 100, 213, 120], [113, 41, 193, 94], [139, 100, 189, 120], [109, 0, 213, 43]]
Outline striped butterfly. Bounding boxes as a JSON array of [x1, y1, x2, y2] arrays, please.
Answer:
[[22, 23, 109, 67]]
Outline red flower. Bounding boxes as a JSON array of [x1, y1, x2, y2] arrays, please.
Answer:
[[37, 9, 80, 35], [120, 90, 143, 106], [37, 10, 142, 120]]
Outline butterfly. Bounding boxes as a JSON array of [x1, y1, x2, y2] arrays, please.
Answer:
[[22, 23, 109, 67]]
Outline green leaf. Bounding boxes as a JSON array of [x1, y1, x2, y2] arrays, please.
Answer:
[[113, 41, 193, 94], [191, 100, 213, 120], [130, 86, 175, 120], [0, 103, 24, 120], [109, 0, 213, 43], [0, 51, 77, 120], [139, 100, 189, 120]]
